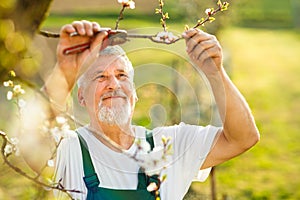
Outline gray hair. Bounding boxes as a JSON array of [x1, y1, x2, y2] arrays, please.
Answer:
[[77, 45, 134, 88]]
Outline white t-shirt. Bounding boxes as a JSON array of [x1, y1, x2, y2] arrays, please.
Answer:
[[54, 123, 220, 200]]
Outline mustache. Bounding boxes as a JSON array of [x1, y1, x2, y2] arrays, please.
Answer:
[[100, 90, 128, 100]]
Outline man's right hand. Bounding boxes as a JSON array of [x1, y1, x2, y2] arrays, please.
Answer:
[[57, 20, 110, 89]]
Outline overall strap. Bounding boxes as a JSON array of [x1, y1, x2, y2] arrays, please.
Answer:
[[138, 130, 155, 189], [144, 130, 160, 198], [145, 130, 155, 151], [137, 130, 160, 192], [76, 131, 100, 191]]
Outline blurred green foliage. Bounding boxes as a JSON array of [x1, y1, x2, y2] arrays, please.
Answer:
[[214, 27, 300, 200]]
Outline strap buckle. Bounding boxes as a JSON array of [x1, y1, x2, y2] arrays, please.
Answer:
[[83, 173, 100, 191]]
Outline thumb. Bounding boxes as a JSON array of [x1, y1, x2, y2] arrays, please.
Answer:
[[77, 31, 109, 78], [90, 31, 109, 54]]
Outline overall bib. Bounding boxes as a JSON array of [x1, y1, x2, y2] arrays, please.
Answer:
[[77, 131, 160, 200]]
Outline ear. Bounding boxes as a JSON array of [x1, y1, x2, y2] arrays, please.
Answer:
[[132, 83, 138, 102], [78, 87, 86, 106], [134, 90, 138, 102]]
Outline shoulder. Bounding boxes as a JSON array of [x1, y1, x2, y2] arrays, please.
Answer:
[[152, 122, 219, 136], [57, 129, 80, 152], [151, 123, 220, 153], [55, 129, 83, 170]]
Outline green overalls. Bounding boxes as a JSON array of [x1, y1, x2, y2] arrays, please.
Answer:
[[77, 131, 160, 200]]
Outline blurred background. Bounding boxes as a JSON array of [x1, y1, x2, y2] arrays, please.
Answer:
[[0, 0, 300, 199]]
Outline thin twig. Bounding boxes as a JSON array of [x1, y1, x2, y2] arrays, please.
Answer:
[[0, 130, 82, 199], [34, 137, 63, 180], [156, 0, 169, 32], [193, 1, 229, 29], [39, 30, 60, 38], [115, 5, 126, 30]]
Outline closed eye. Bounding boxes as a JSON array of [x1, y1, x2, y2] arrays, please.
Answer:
[[93, 74, 106, 81], [117, 73, 129, 79]]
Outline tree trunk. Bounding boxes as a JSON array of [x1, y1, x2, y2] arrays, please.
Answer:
[[0, 0, 53, 80], [8, 0, 53, 35]]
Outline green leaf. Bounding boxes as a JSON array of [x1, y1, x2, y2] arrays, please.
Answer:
[[165, 12, 169, 19], [208, 17, 216, 23]]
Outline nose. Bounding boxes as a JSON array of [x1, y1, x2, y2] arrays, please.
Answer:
[[107, 75, 120, 90]]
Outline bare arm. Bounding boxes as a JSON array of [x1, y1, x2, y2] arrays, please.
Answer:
[[183, 29, 260, 169], [44, 20, 109, 114], [21, 21, 109, 173]]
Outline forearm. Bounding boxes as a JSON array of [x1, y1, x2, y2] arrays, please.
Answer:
[[207, 68, 259, 148], [42, 63, 72, 116]]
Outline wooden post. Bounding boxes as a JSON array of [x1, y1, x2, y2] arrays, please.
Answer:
[[291, 0, 300, 29], [210, 166, 217, 200]]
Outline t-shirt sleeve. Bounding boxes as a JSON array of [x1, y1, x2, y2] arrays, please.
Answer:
[[153, 122, 220, 199], [176, 123, 220, 181], [53, 131, 86, 199]]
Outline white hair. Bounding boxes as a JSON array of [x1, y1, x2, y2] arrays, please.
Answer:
[[77, 45, 134, 88]]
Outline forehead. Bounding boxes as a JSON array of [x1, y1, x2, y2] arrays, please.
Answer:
[[86, 55, 132, 76]]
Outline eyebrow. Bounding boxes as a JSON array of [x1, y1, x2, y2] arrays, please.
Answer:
[[90, 68, 128, 79], [85, 70, 101, 81], [115, 69, 127, 73]]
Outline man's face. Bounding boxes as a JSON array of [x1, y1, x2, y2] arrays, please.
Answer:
[[78, 54, 136, 126]]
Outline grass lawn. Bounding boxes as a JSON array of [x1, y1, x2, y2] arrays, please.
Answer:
[[187, 27, 300, 200]]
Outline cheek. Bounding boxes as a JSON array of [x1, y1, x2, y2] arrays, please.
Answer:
[[84, 85, 102, 108], [127, 87, 137, 108], [123, 83, 135, 98]]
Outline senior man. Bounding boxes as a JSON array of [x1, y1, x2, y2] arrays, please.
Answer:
[[30, 20, 259, 200]]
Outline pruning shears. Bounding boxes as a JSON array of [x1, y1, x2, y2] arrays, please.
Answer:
[[63, 29, 152, 55], [62, 29, 182, 55]]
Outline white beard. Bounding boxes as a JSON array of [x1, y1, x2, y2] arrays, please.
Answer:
[[97, 98, 131, 126]]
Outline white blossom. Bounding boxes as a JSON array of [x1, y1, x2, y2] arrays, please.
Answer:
[[50, 127, 62, 143], [4, 144, 13, 156], [50, 125, 69, 143], [6, 91, 13, 100], [5, 137, 20, 156], [3, 80, 13, 87], [47, 159, 54, 167], [10, 137, 19, 145], [56, 116, 67, 125], [136, 135, 173, 176], [205, 8, 212, 15], [18, 98, 27, 108], [127, 1, 135, 9], [136, 139, 151, 153], [137, 146, 169, 176], [117, 0, 135, 9], [13, 84, 25, 94], [147, 182, 158, 192], [14, 148, 20, 156], [118, 0, 129, 4], [61, 123, 70, 132], [153, 31, 179, 44]]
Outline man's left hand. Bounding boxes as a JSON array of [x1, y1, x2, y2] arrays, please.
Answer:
[[183, 29, 223, 77]]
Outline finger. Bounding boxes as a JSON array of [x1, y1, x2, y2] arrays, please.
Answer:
[[72, 21, 86, 35], [191, 40, 216, 60], [81, 20, 94, 36], [186, 31, 211, 54], [190, 46, 222, 65], [182, 28, 198, 38], [90, 31, 109, 53], [91, 21, 101, 32], [60, 24, 76, 37]]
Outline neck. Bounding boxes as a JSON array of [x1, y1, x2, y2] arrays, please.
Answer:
[[89, 121, 135, 152]]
